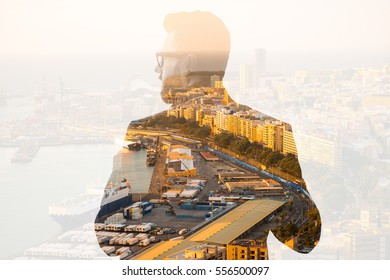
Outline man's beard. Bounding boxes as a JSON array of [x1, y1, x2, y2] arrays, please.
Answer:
[[159, 71, 225, 104], [160, 75, 189, 104]]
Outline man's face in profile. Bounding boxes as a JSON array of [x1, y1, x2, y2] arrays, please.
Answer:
[[155, 32, 191, 103], [156, 11, 230, 104]]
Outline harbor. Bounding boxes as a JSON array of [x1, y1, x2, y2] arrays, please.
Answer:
[[1, 97, 317, 260], [88, 130, 316, 260], [4, 127, 317, 260]]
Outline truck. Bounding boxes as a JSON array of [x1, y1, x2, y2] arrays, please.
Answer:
[[135, 233, 149, 240], [97, 236, 109, 244], [119, 251, 131, 260], [143, 222, 157, 229], [149, 199, 165, 204], [108, 233, 126, 245], [104, 224, 114, 231], [112, 224, 126, 231], [140, 224, 152, 232], [124, 225, 137, 232], [116, 247, 131, 259], [135, 224, 151, 232], [125, 207, 141, 219], [123, 206, 132, 218], [102, 246, 115, 255], [116, 238, 127, 245], [109, 237, 118, 245], [127, 238, 139, 246], [141, 202, 153, 214], [94, 223, 106, 231], [139, 238, 150, 246]]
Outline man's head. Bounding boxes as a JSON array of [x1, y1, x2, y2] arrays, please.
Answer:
[[156, 11, 230, 103]]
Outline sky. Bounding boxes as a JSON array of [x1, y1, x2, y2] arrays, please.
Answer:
[[0, 0, 389, 94], [1, 0, 389, 56]]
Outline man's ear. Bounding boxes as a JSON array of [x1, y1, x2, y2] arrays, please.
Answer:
[[185, 53, 197, 70]]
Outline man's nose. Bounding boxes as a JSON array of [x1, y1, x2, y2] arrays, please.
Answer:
[[155, 65, 162, 80], [155, 65, 162, 74]]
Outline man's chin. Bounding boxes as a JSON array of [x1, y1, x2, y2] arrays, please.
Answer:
[[160, 91, 173, 104]]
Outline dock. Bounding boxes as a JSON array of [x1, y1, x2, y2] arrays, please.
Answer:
[[107, 148, 135, 187], [148, 150, 167, 194]]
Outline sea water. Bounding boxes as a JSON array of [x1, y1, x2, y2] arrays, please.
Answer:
[[0, 98, 152, 259]]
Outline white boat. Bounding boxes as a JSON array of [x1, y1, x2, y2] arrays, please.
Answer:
[[49, 180, 132, 229]]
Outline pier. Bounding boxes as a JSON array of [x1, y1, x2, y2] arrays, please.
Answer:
[[107, 148, 135, 187], [148, 150, 167, 194]]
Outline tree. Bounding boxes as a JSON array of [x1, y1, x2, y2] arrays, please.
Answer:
[[231, 138, 250, 154], [265, 151, 284, 166], [215, 132, 235, 148]]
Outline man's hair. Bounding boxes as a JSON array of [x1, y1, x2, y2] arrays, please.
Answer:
[[163, 11, 230, 73]]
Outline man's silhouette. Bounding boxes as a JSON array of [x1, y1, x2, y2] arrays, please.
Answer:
[[96, 11, 321, 259]]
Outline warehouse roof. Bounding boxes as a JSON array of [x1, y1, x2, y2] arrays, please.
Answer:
[[188, 199, 285, 245], [133, 199, 285, 260]]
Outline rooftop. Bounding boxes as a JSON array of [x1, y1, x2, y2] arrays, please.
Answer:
[[133, 199, 284, 260]]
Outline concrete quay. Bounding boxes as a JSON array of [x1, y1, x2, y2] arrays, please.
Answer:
[[148, 150, 167, 194]]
